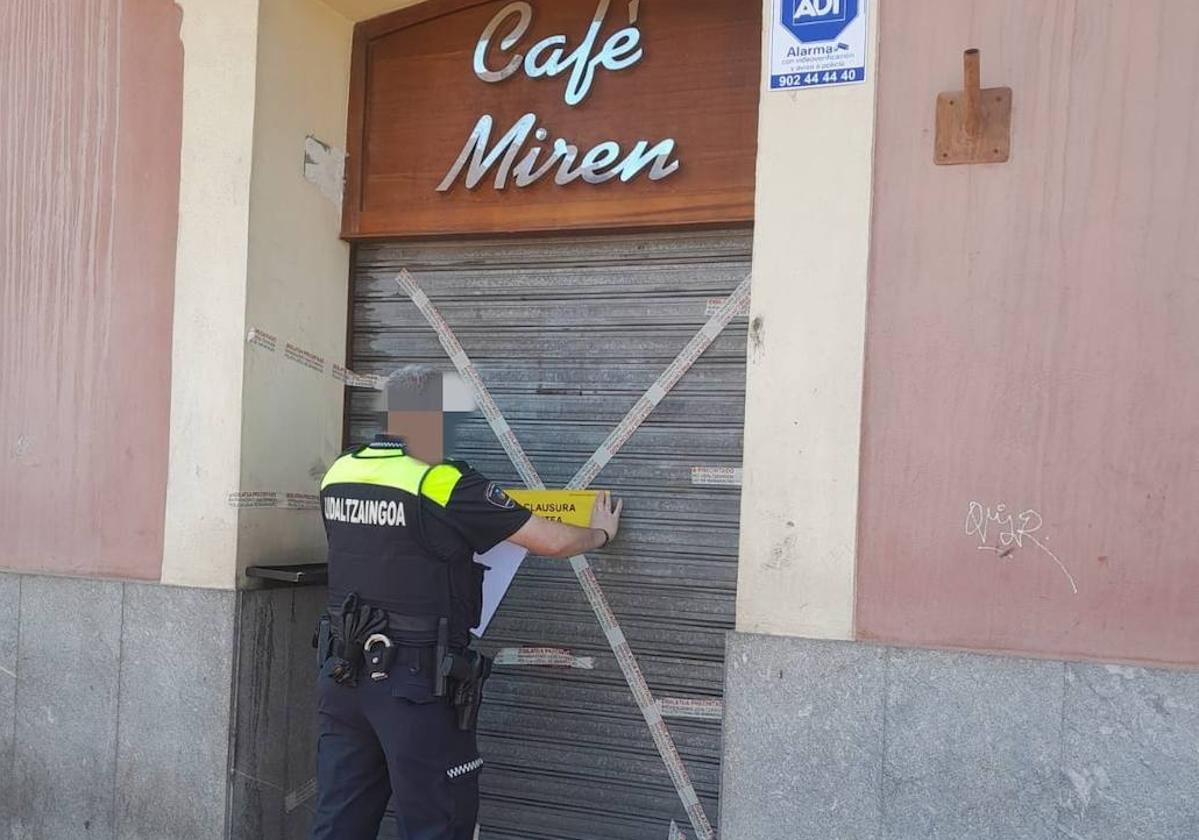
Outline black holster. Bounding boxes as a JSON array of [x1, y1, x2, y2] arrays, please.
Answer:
[[441, 648, 493, 732]]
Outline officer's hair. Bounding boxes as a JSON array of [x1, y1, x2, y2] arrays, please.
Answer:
[[387, 364, 438, 392]]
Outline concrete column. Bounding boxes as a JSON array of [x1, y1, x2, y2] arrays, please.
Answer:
[[735, 0, 881, 639], [236, 0, 353, 578], [161, 0, 262, 588], [163, 0, 356, 588]]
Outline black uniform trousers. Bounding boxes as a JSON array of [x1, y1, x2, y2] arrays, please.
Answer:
[[311, 648, 481, 840]]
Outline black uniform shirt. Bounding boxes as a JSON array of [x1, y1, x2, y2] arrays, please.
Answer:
[[320, 436, 531, 644]]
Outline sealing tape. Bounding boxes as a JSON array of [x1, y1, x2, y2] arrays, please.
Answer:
[[566, 552, 712, 840], [284, 777, 318, 813], [246, 327, 383, 390], [657, 698, 724, 721], [669, 821, 688, 840], [395, 272, 542, 488], [567, 275, 752, 491], [246, 328, 278, 352], [492, 647, 595, 669], [394, 269, 750, 840], [689, 466, 743, 487], [704, 295, 750, 318], [227, 491, 321, 511]]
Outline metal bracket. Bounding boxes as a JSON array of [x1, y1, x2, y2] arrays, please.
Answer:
[[935, 48, 1012, 165]]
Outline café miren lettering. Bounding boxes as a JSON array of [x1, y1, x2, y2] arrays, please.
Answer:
[[437, 0, 680, 192]]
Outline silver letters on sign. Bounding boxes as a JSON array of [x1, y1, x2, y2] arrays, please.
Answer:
[[438, 0, 680, 192], [474, 0, 643, 106]]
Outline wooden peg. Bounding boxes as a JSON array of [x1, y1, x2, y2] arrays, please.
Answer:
[[963, 48, 981, 138], [935, 48, 1011, 165]]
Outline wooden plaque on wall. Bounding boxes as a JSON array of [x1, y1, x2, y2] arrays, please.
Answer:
[[342, 0, 761, 239]]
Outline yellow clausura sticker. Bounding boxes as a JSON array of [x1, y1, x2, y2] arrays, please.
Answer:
[[504, 489, 599, 527]]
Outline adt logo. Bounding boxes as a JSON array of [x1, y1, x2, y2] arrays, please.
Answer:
[[782, 0, 859, 43]]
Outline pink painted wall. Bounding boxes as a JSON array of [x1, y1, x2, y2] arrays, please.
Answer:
[[0, 1, 184, 580], [857, 1, 1199, 667]]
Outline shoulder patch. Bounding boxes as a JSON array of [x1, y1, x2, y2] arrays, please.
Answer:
[[485, 482, 516, 510]]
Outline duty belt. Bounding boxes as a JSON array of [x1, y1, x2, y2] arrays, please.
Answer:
[[367, 615, 492, 731], [325, 608, 440, 644], [318, 599, 491, 731], [381, 612, 441, 646]]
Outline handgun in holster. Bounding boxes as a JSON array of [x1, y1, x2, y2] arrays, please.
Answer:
[[433, 617, 493, 731]]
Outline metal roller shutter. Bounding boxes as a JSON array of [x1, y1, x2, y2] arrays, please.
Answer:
[[349, 228, 751, 840]]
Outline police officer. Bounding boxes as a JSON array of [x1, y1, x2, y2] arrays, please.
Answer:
[[311, 429, 622, 840]]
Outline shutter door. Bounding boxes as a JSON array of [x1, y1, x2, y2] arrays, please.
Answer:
[[349, 229, 751, 840]]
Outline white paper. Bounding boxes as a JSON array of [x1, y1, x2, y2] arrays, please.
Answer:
[[471, 541, 529, 637]]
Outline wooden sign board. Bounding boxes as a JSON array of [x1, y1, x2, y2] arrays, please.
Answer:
[[343, 0, 761, 239]]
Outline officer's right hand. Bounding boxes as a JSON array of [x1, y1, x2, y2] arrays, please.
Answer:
[[508, 490, 624, 558], [590, 490, 623, 544]]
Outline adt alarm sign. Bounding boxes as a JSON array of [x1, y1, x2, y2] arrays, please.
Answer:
[[769, 0, 867, 91], [783, 0, 858, 43]]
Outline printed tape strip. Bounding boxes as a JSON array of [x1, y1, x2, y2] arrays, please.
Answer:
[[246, 327, 383, 390], [395, 272, 542, 488], [690, 466, 743, 487], [704, 295, 750, 318], [567, 275, 752, 491], [558, 275, 752, 838], [669, 821, 688, 840], [572, 554, 713, 839], [657, 698, 724, 721], [400, 270, 727, 840], [227, 491, 321, 511], [492, 647, 595, 669], [394, 269, 725, 840], [284, 777, 318, 813]]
